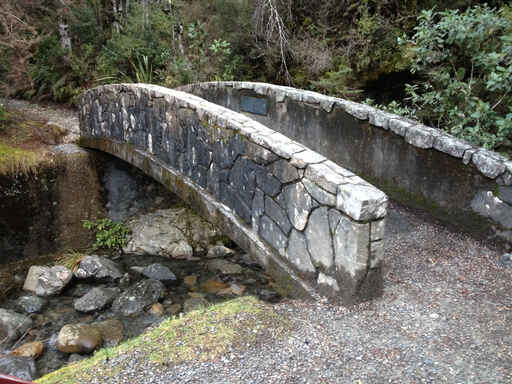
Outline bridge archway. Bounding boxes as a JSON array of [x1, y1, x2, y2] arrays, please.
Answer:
[[79, 84, 388, 305]]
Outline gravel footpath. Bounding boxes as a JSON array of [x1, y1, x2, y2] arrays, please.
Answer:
[[1, 98, 79, 143], [8, 100, 511, 383], [85, 202, 512, 384]]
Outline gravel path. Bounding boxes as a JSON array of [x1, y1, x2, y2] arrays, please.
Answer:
[[84, 202, 511, 384], [8, 99, 511, 383], [1, 98, 79, 143]]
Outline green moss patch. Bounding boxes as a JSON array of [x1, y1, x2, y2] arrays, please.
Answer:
[[36, 296, 290, 384]]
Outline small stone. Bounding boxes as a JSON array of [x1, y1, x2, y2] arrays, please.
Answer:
[[207, 259, 243, 275], [206, 245, 235, 258], [56, 323, 102, 354], [12, 341, 44, 359], [149, 303, 164, 316], [16, 295, 47, 314]]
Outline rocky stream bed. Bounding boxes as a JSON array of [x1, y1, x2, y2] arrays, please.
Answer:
[[0, 206, 281, 381]]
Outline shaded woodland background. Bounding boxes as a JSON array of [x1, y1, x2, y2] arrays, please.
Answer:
[[0, 0, 511, 152]]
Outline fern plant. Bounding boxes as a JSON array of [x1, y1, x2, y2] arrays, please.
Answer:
[[83, 218, 131, 251]]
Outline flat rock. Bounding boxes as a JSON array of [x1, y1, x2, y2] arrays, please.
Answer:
[[12, 341, 44, 359], [0, 355, 37, 381], [206, 245, 235, 258], [74, 255, 124, 280], [73, 287, 120, 313], [207, 259, 243, 275], [0, 309, 33, 346], [56, 323, 102, 354], [112, 279, 166, 316], [140, 263, 177, 283], [16, 295, 47, 314]]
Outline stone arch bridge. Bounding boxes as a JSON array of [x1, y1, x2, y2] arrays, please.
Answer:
[[79, 82, 512, 305]]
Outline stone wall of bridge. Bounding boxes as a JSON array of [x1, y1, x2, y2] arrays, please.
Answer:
[[79, 84, 388, 305], [180, 82, 512, 247]]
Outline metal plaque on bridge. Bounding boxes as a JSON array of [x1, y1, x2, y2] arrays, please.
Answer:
[[240, 95, 268, 116]]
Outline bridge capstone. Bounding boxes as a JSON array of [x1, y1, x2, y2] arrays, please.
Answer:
[[79, 84, 388, 305]]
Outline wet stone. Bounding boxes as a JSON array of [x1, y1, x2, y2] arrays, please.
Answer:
[[140, 263, 177, 283], [16, 295, 47, 314], [111, 279, 166, 317], [74, 255, 124, 281], [56, 323, 102, 354], [73, 287, 120, 313]]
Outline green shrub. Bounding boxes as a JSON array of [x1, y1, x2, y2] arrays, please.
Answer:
[[83, 218, 131, 251], [400, 5, 512, 151]]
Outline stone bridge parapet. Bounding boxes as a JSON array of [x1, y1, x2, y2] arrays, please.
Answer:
[[79, 84, 388, 304], [180, 81, 512, 246]]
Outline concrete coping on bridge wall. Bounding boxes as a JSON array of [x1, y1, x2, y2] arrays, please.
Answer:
[[78, 84, 388, 305], [179, 81, 512, 246], [180, 81, 512, 183]]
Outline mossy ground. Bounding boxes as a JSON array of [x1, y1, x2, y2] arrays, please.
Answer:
[[0, 110, 66, 176], [36, 296, 290, 384]]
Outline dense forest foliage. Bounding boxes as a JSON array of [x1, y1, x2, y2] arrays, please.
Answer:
[[0, 0, 511, 153]]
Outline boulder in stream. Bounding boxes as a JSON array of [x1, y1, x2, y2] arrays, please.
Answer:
[[56, 323, 102, 354], [74, 255, 124, 281], [111, 279, 166, 316], [73, 287, 120, 313], [23, 265, 73, 297]]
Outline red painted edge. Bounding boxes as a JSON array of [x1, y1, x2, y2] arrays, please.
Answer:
[[0, 374, 36, 384]]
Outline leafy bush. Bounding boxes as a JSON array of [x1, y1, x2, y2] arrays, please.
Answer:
[[400, 5, 512, 151], [0, 104, 9, 125], [83, 218, 131, 251]]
